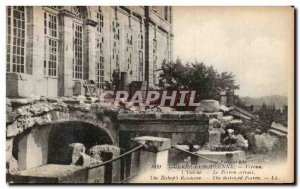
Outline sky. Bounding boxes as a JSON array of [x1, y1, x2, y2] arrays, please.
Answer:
[[173, 7, 293, 98]]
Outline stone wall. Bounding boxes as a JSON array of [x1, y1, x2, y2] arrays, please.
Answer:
[[6, 96, 118, 174]]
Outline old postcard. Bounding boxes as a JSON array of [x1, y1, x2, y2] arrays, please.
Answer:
[[5, 6, 294, 184]]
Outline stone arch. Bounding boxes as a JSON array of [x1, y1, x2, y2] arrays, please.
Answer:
[[7, 105, 119, 172], [47, 121, 114, 165], [70, 6, 92, 20]]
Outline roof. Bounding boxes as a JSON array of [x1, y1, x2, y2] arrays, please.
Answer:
[[227, 105, 259, 120], [269, 122, 288, 134]]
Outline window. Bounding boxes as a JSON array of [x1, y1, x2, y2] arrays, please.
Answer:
[[112, 20, 120, 40], [153, 39, 157, 54], [127, 33, 132, 46], [112, 41, 120, 72], [44, 12, 58, 76], [96, 34, 104, 89], [73, 7, 82, 20], [138, 51, 143, 81], [97, 11, 104, 33], [72, 23, 83, 79], [7, 6, 26, 73], [96, 36, 104, 54], [96, 56, 104, 89], [128, 15, 131, 28], [167, 36, 170, 60], [153, 55, 157, 84], [138, 33, 143, 49]]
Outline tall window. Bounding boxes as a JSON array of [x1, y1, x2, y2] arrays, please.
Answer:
[[152, 27, 158, 84], [138, 33, 143, 49], [138, 51, 143, 81], [95, 55, 104, 89], [112, 41, 120, 72], [167, 36, 170, 60], [127, 33, 133, 46], [153, 39, 157, 54], [44, 11, 58, 76], [7, 6, 26, 73], [153, 55, 157, 84], [97, 10, 104, 33], [112, 20, 120, 40], [96, 31, 104, 89], [72, 23, 83, 79]]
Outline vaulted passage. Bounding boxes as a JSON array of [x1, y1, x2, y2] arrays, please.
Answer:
[[12, 121, 113, 171], [48, 122, 113, 164]]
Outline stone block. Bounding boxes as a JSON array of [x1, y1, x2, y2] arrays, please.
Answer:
[[208, 130, 221, 146], [6, 73, 34, 98], [6, 157, 19, 174], [209, 118, 221, 129], [88, 144, 120, 158], [220, 115, 234, 123], [10, 98, 34, 106], [132, 136, 171, 152], [196, 150, 246, 164], [67, 143, 86, 165], [195, 100, 220, 112], [88, 166, 105, 183]]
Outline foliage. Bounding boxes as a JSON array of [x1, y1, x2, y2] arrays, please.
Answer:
[[104, 70, 121, 91], [158, 59, 240, 100], [255, 103, 287, 132]]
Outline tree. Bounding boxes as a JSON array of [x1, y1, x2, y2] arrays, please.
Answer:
[[104, 70, 121, 91], [159, 59, 240, 100]]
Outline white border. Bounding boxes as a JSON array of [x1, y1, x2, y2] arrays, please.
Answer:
[[0, 0, 298, 188]]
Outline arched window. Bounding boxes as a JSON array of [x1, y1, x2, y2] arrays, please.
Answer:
[[72, 7, 83, 79], [73, 7, 82, 20], [7, 6, 26, 73]]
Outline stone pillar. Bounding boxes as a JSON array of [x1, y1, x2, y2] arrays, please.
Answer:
[[87, 145, 121, 183], [58, 11, 74, 96], [132, 136, 171, 173], [83, 19, 97, 81]]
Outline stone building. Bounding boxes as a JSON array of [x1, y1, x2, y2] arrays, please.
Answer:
[[6, 6, 173, 98]]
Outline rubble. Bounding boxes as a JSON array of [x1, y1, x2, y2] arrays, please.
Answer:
[[88, 144, 120, 158], [219, 115, 234, 123], [195, 100, 219, 112], [6, 157, 18, 174], [157, 106, 174, 113], [10, 98, 34, 106]]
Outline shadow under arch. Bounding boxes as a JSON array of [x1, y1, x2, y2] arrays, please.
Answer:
[[47, 121, 113, 165]]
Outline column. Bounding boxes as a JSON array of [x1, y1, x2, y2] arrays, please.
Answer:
[[132, 136, 171, 173]]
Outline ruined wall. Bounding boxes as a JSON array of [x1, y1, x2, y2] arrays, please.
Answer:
[[6, 96, 118, 174]]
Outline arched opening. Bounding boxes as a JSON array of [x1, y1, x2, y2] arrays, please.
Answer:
[[12, 121, 113, 171], [47, 121, 113, 164]]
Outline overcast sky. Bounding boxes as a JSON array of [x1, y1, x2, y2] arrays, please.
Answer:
[[173, 7, 293, 98]]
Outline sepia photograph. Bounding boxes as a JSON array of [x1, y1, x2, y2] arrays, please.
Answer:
[[4, 5, 294, 184]]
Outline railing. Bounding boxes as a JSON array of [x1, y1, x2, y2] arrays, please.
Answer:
[[246, 155, 269, 162], [172, 145, 270, 164], [171, 145, 223, 164], [88, 143, 144, 183]]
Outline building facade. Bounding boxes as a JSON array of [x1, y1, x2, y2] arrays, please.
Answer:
[[6, 6, 173, 98]]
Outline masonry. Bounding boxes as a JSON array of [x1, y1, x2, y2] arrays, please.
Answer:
[[6, 6, 173, 98], [6, 96, 210, 183]]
